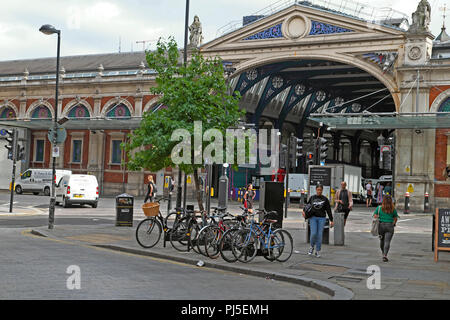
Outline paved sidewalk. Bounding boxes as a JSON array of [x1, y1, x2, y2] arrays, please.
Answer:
[[29, 202, 450, 300]]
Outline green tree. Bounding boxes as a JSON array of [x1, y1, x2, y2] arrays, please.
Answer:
[[124, 37, 243, 210]]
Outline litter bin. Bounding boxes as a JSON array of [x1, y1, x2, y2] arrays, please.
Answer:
[[116, 194, 134, 227], [306, 218, 329, 245]]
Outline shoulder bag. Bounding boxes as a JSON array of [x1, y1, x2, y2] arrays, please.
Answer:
[[371, 206, 380, 236]]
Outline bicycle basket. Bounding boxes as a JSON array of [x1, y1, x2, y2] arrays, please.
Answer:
[[142, 202, 159, 217]]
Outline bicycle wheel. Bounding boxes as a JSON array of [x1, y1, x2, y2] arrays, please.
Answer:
[[232, 228, 258, 263], [204, 226, 223, 259], [196, 225, 212, 257], [219, 228, 239, 263], [188, 220, 201, 254], [170, 216, 191, 252], [135, 218, 162, 249], [271, 229, 293, 262]]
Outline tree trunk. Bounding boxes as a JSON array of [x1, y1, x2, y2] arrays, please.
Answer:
[[193, 168, 204, 211]]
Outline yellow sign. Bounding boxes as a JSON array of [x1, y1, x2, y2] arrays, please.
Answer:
[[187, 175, 192, 184], [164, 176, 169, 188], [405, 166, 411, 173], [407, 184, 414, 193]]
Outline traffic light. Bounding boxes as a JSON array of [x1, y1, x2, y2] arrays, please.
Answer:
[[279, 144, 288, 169], [17, 145, 25, 161], [289, 136, 303, 168], [318, 137, 328, 164], [4, 129, 15, 160], [306, 152, 315, 166]]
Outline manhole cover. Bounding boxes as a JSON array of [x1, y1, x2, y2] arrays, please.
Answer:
[[329, 276, 363, 283]]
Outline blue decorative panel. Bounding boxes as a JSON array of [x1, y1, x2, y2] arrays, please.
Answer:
[[439, 98, 450, 112], [243, 23, 283, 40], [31, 106, 51, 119], [68, 105, 90, 119], [0, 107, 16, 119], [106, 104, 131, 118], [309, 20, 353, 35]]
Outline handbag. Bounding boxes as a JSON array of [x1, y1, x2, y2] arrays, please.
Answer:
[[303, 203, 313, 219], [371, 206, 380, 236]]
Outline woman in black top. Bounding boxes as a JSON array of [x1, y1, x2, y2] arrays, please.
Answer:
[[144, 175, 155, 203], [244, 184, 256, 213], [302, 185, 334, 257]]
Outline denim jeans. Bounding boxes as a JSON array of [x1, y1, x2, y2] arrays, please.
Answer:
[[310, 216, 327, 252], [379, 222, 395, 256]]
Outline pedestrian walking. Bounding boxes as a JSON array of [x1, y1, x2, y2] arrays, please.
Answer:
[[366, 180, 373, 207], [376, 183, 384, 204], [243, 184, 256, 213], [384, 182, 392, 196], [302, 185, 334, 258], [373, 195, 398, 262], [144, 175, 156, 203], [334, 181, 353, 226]]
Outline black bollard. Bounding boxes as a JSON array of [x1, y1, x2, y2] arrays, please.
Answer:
[[424, 192, 430, 213]]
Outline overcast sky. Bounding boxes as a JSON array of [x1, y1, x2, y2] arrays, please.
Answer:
[[0, 0, 448, 61]]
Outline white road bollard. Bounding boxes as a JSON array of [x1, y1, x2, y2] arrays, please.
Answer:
[[334, 211, 345, 246]]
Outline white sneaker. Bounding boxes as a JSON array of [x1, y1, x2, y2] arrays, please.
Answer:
[[315, 251, 321, 258], [307, 247, 314, 255]]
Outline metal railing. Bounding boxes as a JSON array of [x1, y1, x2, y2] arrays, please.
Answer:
[[216, 0, 409, 38]]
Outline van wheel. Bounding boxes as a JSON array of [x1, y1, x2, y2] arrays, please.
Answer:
[[44, 187, 50, 196], [63, 197, 70, 208], [15, 185, 23, 194], [92, 202, 98, 208]]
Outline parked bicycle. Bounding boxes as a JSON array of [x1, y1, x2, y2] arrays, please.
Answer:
[[222, 209, 293, 263], [135, 197, 185, 249]]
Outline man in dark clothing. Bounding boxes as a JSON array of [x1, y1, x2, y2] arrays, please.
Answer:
[[302, 185, 334, 258], [334, 181, 353, 226]]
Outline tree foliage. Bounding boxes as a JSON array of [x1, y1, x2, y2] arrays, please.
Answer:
[[124, 37, 243, 175]]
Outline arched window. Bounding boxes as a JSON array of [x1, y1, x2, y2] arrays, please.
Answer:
[[439, 97, 450, 112], [0, 107, 16, 119], [106, 103, 131, 119], [68, 105, 90, 119], [31, 105, 52, 119]]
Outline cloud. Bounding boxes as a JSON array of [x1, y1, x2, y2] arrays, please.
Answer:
[[0, 0, 446, 62]]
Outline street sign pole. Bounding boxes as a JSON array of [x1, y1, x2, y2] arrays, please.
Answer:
[[9, 128, 18, 213]]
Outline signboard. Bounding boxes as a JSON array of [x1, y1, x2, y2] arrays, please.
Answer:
[[434, 208, 450, 262], [52, 146, 60, 158], [407, 184, 415, 194], [47, 126, 67, 145], [308, 166, 331, 200]]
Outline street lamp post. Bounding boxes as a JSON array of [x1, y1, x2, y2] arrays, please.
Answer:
[[177, 0, 190, 211], [40, 24, 61, 230]]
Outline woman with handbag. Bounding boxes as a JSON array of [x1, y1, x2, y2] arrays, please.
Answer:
[[373, 195, 398, 262], [302, 185, 334, 258], [144, 175, 156, 203]]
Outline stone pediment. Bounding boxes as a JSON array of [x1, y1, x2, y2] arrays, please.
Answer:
[[201, 3, 406, 52]]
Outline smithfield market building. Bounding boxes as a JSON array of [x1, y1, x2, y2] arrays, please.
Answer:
[[0, 0, 449, 212]]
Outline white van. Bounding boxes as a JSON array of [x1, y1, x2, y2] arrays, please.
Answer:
[[56, 174, 99, 208], [15, 169, 72, 196]]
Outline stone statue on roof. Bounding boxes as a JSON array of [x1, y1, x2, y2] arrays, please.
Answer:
[[409, 0, 431, 33], [189, 15, 203, 47]]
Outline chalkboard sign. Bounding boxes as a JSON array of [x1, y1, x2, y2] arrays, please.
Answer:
[[434, 208, 450, 262]]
